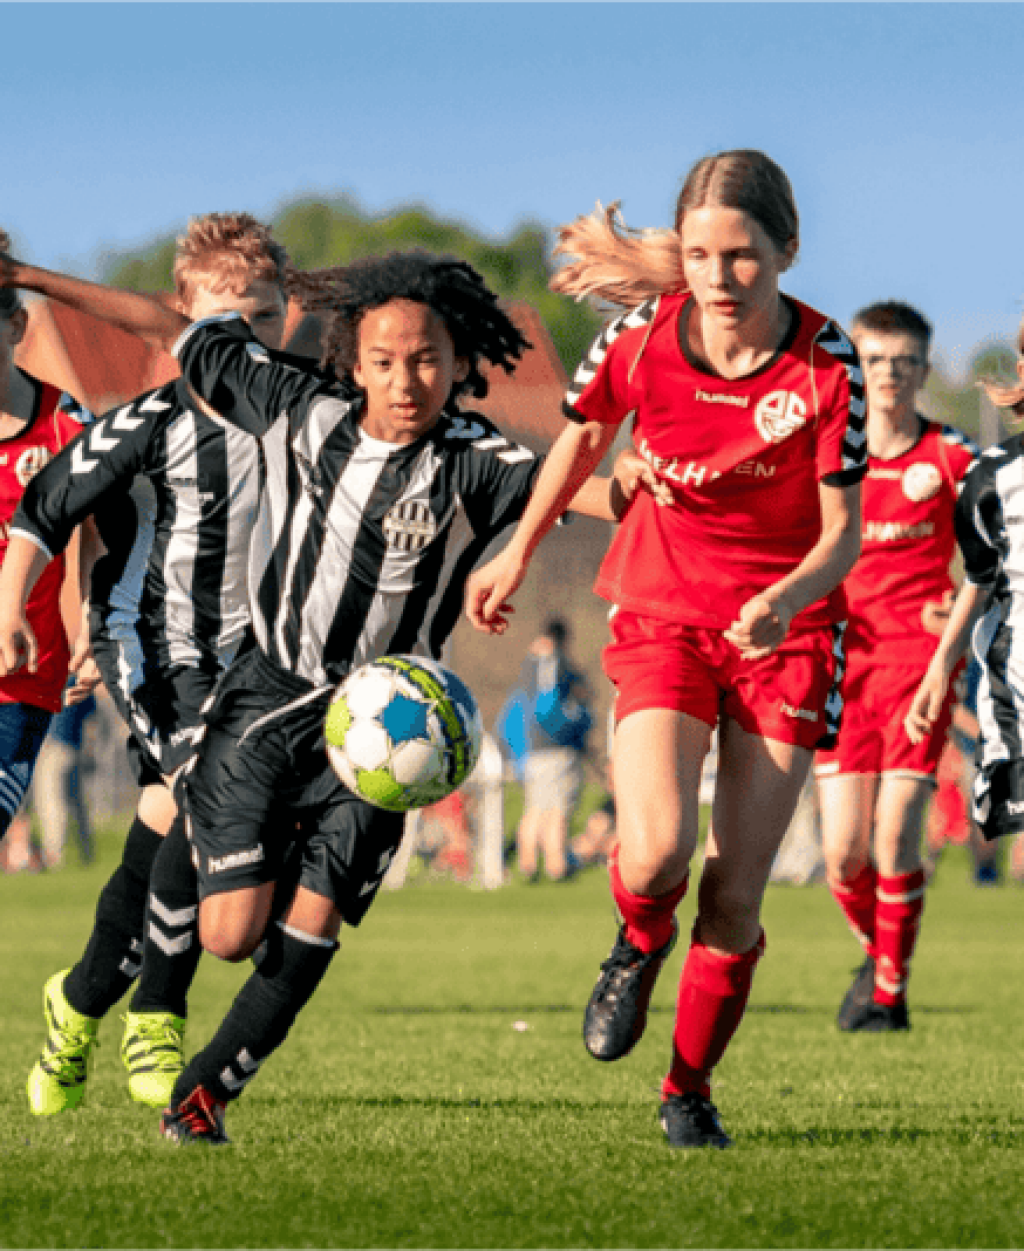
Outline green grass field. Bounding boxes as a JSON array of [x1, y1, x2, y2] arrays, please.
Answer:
[[2, 821, 1024, 1249]]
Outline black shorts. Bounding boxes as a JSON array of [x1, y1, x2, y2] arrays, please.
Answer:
[[973, 759, 1024, 842], [181, 648, 406, 927], [92, 638, 221, 788]]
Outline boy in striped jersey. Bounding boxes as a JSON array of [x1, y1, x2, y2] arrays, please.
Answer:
[[0, 215, 300, 1115], [157, 254, 622, 1145]]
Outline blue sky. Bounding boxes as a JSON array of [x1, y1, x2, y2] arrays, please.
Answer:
[[5, 3, 1024, 379]]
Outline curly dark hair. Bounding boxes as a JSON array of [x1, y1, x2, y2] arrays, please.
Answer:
[[286, 250, 530, 401]]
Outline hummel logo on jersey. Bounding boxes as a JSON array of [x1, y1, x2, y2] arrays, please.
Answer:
[[781, 702, 818, 722], [71, 421, 122, 475], [755, 391, 807, 443], [1005, 800, 1024, 817], [695, 390, 750, 409], [208, 846, 265, 874]]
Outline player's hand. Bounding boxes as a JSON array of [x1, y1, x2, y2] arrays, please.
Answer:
[[921, 589, 955, 637], [905, 669, 949, 745], [724, 594, 792, 660], [0, 612, 39, 676], [65, 656, 103, 706], [610, 449, 674, 511], [465, 549, 528, 635]]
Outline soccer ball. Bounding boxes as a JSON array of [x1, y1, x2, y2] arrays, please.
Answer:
[[324, 655, 483, 812]]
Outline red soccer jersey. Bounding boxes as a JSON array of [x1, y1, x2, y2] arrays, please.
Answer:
[[565, 293, 866, 631], [0, 376, 90, 712], [842, 420, 977, 660]]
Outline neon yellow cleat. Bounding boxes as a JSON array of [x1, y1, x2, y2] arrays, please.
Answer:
[[26, 970, 101, 1116], [121, 1011, 186, 1109]]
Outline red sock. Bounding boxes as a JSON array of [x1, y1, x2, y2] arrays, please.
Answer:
[[662, 930, 766, 1099], [608, 849, 688, 954], [874, 869, 926, 1005], [830, 863, 877, 957]]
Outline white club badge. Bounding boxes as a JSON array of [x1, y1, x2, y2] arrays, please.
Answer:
[[901, 462, 942, 503], [15, 446, 52, 488], [754, 391, 807, 444]]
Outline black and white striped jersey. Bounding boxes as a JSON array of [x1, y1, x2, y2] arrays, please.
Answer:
[[953, 435, 1024, 833], [174, 314, 542, 687], [12, 376, 261, 673], [956, 435, 1024, 608]]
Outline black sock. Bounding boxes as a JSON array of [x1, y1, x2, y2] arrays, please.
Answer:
[[172, 924, 338, 1105], [64, 817, 164, 1018], [129, 815, 201, 1018]]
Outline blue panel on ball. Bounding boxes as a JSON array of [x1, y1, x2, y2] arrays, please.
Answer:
[[379, 692, 431, 743]]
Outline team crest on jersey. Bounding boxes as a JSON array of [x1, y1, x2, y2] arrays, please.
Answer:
[[902, 462, 942, 503], [383, 500, 437, 552], [15, 446, 52, 488], [754, 391, 807, 444]]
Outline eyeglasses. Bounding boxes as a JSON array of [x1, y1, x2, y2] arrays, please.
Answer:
[[862, 354, 924, 373]]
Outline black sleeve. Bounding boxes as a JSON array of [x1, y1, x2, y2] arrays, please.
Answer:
[[11, 400, 153, 558], [443, 410, 543, 536], [955, 456, 1003, 587], [173, 314, 334, 438]]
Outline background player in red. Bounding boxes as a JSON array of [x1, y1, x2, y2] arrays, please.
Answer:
[[0, 230, 95, 847], [467, 150, 865, 1148], [815, 303, 977, 1033]]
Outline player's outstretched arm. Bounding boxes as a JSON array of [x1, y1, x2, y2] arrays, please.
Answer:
[[0, 252, 187, 351], [0, 535, 52, 675], [905, 580, 990, 744], [466, 418, 617, 633]]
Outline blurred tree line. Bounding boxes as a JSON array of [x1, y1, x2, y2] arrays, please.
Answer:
[[104, 196, 603, 376]]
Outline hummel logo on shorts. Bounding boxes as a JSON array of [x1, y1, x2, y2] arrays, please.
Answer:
[[781, 703, 818, 722]]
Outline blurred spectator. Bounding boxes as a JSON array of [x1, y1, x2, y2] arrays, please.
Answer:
[[33, 692, 97, 868], [500, 618, 592, 882], [1, 690, 98, 872], [568, 759, 617, 874]]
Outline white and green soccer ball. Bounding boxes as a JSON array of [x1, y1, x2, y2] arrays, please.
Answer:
[[325, 655, 483, 812]]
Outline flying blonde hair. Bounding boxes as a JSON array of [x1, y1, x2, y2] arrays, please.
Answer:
[[551, 202, 684, 309]]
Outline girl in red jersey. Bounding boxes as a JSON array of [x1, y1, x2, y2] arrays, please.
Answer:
[[467, 150, 866, 1149], [0, 230, 94, 844], [815, 303, 977, 1035]]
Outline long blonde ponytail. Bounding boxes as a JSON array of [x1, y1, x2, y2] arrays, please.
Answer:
[[550, 202, 685, 310]]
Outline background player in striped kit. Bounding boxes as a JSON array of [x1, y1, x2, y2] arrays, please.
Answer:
[[467, 150, 865, 1148], [35, 251, 621, 1145], [815, 303, 977, 1033], [0, 214, 296, 1115], [907, 315, 1024, 846], [0, 230, 96, 848]]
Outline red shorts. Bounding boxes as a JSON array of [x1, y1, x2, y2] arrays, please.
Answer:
[[603, 610, 844, 751], [814, 652, 957, 781]]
